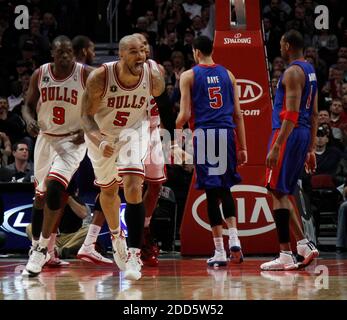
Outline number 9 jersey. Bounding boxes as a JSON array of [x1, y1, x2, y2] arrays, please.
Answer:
[[37, 62, 86, 135]]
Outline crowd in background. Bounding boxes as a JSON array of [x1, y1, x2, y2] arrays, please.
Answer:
[[1, 0, 347, 250]]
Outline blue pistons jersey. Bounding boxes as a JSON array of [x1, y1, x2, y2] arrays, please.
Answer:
[[272, 59, 317, 129], [190, 64, 241, 190], [191, 64, 236, 129], [267, 59, 317, 195]]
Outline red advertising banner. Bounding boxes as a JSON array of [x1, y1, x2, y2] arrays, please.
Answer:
[[180, 0, 301, 255]]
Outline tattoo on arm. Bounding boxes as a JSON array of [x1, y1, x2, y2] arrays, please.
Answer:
[[81, 68, 105, 133], [151, 69, 165, 97]]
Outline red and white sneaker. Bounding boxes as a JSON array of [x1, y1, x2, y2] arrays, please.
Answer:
[[297, 240, 319, 267], [141, 228, 159, 267], [45, 248, 70, 267], [111, 231, 128, 271], [124, 248, 143, 281], [77, 244, 113, 265], [260, 252, 298, 271]]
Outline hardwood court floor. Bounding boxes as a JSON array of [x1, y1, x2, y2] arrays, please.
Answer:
[[0, 253, 347, 300]]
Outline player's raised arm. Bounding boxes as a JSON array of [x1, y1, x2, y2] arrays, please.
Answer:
[[176, 70, 193, 129], [22, 68, 40, 137], [81, 67, 114, 157], [229, 71, 247, 165]]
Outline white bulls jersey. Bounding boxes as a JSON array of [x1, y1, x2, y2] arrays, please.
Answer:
[[37, 62, 85, 135], [147, 59, 161, 128], [95, 61, 151, 136]]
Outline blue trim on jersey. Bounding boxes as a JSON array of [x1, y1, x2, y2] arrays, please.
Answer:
[[272, 60, 317, 129]]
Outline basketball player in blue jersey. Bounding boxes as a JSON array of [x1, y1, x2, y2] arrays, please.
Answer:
[[177, 36, 247, 267], [261, 30, 319, 271]]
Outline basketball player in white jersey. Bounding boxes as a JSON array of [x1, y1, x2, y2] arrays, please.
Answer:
[[21, 35, 93, 277], [77, 34, 179, 268], [71, 36, 115, 266], [82, 35, 165, 280], [134, 33, 166, 267]]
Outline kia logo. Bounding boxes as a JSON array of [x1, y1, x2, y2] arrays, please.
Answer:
[[234, 33, 242, 39], [236, 79, 263, 104], [192, 185, 276, 236]]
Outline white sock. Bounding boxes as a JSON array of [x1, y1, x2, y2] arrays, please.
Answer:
[[228, 227, 238, 239], [228, 228, 240, 247], [38, 234, 50, 248], [84, 224, 101, 246], [281, 250, 293, 255], [297, 238, 309, 245], [47, 233, 57, 253], [32, 239, 39, 248], [129, 247, 141, 255], [144, 217, 151, 228], [213, 237, 224, 253]]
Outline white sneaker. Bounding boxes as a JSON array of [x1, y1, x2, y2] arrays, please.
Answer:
[[297, 241, 319, 267], [124, 249, 143, 281], [23, 246, 50, 277], [77, 244, 113, 266], [111, 231, 128, 271], [207, 250, 228, 268], [229, 237, 244, 264], [260, 252, 298, 271]]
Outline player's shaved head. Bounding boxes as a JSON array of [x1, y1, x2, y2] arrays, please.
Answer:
[[133, 33, 146, 42], [119, 35, 141, 52], [52, 35, 72, 49], [118, 35, 146, 76]]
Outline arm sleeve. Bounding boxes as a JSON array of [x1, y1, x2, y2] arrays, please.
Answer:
[[154, 90, 176, 139]]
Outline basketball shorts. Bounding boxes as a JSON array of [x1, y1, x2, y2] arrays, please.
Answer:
[[266, 127, 310, 195], [86, 121, 150, 188], [34, 133, 87, 195], [193, 128, 241, 190]]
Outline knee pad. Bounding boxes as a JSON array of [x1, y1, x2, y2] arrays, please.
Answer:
[[46, 180, 65, 211]]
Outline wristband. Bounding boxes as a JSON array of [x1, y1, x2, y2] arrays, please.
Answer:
[[280, 110, 299, 124]]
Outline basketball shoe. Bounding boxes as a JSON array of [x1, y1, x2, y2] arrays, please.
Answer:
[[111, 231, 128, 271], [23, 245, 50, 277], [124, 248, 143, 280], [229, 237, 244, 264], [141, 227, 159, 267], [77, 243, 113, 265], [46, 247, 70, 267], [207, 250, 228, 268], [296, 240, 319, 267], [260, 252, 298, 271]]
